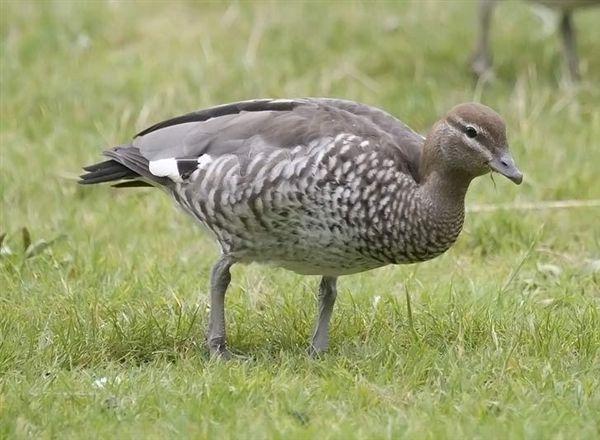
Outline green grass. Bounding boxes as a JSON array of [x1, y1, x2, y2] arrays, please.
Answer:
[[1, 1, 599, 438]]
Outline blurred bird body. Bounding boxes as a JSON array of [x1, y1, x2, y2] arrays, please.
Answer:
[[471, 0, 599, 81], [81, 98, 522, 357]]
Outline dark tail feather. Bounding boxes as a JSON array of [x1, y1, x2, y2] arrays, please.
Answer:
[[79, 160, 137, 185], [79, 146, 169, 187]]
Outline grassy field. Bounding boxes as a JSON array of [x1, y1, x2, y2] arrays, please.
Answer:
[[1, 1, 599, 438]]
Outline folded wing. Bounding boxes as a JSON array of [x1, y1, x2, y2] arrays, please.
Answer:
[[80, 98, 425, 187]]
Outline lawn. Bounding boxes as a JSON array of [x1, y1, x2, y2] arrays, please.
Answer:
[[1, 1, 599, 438]]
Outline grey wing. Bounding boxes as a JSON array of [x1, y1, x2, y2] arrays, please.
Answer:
[[116, 98, 424, 185]]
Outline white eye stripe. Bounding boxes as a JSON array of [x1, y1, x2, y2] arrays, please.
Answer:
[[449, 116, 491, 139], [445, 121, 488, 154]]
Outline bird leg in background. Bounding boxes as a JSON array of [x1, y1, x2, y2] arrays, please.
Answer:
[[471, 0, 498, 79], [559, 11, 580, 81], [207, 256, 234, 359], [309, 276, 338, 356]]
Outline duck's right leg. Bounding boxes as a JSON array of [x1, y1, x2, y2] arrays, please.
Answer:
[[207, 255, 234, 359], [559, 11, 580, 82]]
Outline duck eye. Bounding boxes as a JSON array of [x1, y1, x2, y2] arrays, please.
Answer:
[[465, 126, 477, 138]]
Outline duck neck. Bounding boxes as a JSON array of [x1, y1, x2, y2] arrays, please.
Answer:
[[418, 134, 472, 220], [385, 167, 471, 264], [419, 169, 471, 216], [413, 168, 470, 255]]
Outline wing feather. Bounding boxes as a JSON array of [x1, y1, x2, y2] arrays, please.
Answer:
[[82, 98, 425, 187]]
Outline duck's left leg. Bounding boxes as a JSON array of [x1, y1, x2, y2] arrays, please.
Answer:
[[207, 255, 234, 359], [471, 0, 499, 79], [308, 276, 338, 357]]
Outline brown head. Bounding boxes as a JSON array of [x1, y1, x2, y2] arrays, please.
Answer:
[[421, 103, 523, 185]]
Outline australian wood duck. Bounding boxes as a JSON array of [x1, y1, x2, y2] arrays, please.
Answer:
[[80, 98, 523, 357]]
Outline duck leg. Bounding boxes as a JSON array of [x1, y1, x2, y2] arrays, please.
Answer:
[[559, 11, 580, 82], [471, 0, 498, 79], [207, 255, 234, 359], [309, 276, 338, 356]]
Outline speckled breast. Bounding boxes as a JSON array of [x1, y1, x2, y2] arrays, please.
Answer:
[[172, 133, 462, 275]]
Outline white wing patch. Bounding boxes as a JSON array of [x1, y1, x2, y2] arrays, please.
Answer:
[[197, 155, 213, 169], [149, 158, 183, 183]]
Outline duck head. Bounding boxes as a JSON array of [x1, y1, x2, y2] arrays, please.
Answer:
[[422, 102, 523, 185]]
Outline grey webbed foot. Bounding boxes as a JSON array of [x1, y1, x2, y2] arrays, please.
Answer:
[[208, 337, 232, 360], [307, 344, 326, 359], [470, 53, 494, 81]]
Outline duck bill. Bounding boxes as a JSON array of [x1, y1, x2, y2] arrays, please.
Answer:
[[489, 151, 523, 185]]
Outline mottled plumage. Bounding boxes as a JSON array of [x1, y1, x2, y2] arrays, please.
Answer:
[[81, 98, 522, 357]]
